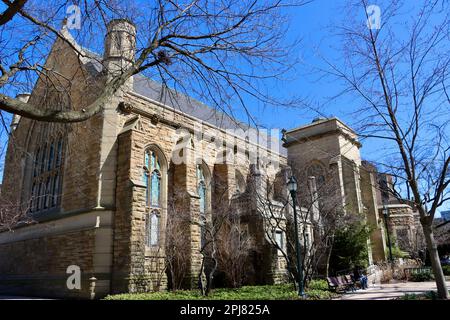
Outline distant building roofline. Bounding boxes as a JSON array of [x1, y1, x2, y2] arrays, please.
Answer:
[[284, 116, 356, 135]]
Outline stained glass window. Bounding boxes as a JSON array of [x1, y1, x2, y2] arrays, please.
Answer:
[[146, 212, 159, 246], [151, 171, 161, 206], [143, 148, 165, 248], [144, 149, 162, 208]]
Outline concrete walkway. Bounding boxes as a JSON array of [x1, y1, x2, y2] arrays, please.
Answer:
[[337, 281, 450, 300], [0, 295, 51, 300]]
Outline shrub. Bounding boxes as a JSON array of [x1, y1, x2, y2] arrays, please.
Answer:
[[386, 246, 409, 259], [307, 279, 329, 291], [442, 265, 450, 276], [410, 270, 434, 282], [329, 219, 372, 273]]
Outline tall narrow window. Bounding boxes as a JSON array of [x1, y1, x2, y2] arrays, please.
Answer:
[[146, 211, 160, 246], [144, 149, 161, 207], [40, 144, 47, 174], [48, 143, 54, 170], [197, 165, 207, 215], [143, 147, 166, 249], [33, 148, 40, 177], [30, 137, 64, 214], [38, 181, 45, 210], [31, 183, 37, 211], [44, 177, 51, 209], [56, 140, 63, 167], [151, 171, 161, 206], [52, 174, 60, 207], [274, 230, 284, 252], [197, 164, 209, 248]]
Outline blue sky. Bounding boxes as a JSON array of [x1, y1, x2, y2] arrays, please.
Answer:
[[0, 0, 448, 215]]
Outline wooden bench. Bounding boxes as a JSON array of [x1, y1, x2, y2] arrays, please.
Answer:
[[327, 275, 356, 292]]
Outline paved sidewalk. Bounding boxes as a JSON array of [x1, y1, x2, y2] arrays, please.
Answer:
[[0, 295, 51, 300], [337, 281, 450, 300]]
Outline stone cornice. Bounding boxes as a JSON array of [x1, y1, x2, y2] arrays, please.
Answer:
[[283, 128, 362, 149], [123, 91, 287, 159]]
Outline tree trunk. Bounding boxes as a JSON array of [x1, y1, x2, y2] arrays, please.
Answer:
[[422, 222, 448, 299]]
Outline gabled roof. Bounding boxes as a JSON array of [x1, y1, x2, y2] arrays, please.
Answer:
[[132, 74, 250, 131], [59, 27, 286, 155]]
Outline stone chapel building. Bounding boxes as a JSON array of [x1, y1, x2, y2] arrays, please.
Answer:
[[0, 20, 422, 298]]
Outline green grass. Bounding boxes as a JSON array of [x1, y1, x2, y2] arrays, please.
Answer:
[[104, 281, 337, 300]]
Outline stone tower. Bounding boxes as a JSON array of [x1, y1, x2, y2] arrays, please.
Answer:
[[96, 19, 137, 209], [283, 117, 387, 267], [103, 19, 136, 86]]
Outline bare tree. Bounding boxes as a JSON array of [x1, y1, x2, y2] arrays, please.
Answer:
[[165, 202, 191, 290], [215, 207, 254, 288], [0, 197, 32, 230], [0, 0, 307, 123], [0, 0, 309, 231], [320, 0, 450, 298]]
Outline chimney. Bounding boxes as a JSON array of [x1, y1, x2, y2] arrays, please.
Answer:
[[103, 19, 136, 89], [10, 93, 30, 131]]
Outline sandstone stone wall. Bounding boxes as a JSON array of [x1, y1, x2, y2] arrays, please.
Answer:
[[0, 210, 113, 299], [0, 36, 110, 299], [0, 22, 291, 299], [110, 92, 289, 292]]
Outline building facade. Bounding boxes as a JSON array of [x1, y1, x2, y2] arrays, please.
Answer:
[[0, 20, 422, 298]]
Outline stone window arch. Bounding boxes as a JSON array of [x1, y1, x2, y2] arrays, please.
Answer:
[[143, 145, 167, 248]]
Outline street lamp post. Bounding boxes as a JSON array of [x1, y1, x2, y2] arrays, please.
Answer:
[[287, 175, 305, 297]]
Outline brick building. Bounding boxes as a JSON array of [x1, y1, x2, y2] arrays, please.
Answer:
[[0, 20, 422, 298]]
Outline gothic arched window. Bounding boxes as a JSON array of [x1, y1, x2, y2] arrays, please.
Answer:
[[143, 147, 166, 248], [144, 149, 162, 207]]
